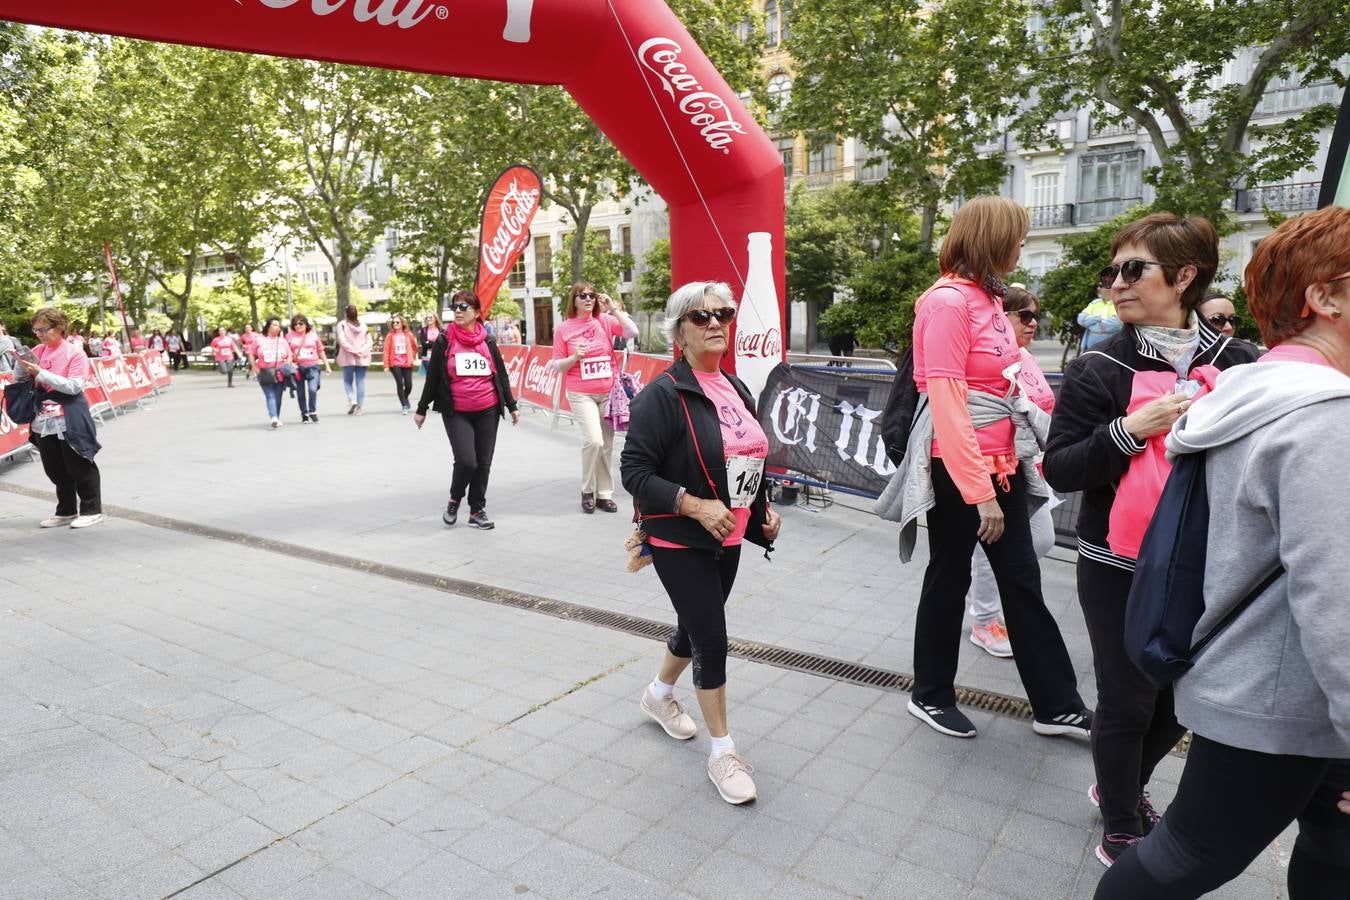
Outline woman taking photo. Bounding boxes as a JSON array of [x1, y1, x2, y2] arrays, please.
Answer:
[[418, 313, 442, 376], [209, 325, 242, 388], [336, 304, 372, 415], [249, 317, 294, 429], [898, 195, 1088, 742], [1095, 206, 1350, 899], [621, 281, 780, 805], [17, 308, 103, 529], [965, 286, 1058, 659], [1044, 213, 1259, 868], [550, 282, 638, 513], [414, 291, 518, 530], [288, 314, 331, 423], [382, 314, 419, 414]]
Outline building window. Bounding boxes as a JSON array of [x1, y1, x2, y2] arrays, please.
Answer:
[[534, 234, 552, 285], [1026, 252, 1059, 280], [808, 136, 837, 175], [766, 72, 791, 126], [1077, 149, 1144, 223], [775, 136, 795, 177], [1029, 172, 1062, 209], [509, 256, 526, 289], [857, 143, 888, 182], [590, 227, 612, 254], [765, 1, 779, 47], [778, 1, 790, 43], [621, 225, 633, 282]]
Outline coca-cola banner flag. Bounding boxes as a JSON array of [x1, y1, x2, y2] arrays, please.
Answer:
[[475, 164, 543, 320], [755, 363, 898, 499]]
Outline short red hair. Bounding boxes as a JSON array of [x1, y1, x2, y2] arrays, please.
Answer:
[[1245, 206, 1350, 347]]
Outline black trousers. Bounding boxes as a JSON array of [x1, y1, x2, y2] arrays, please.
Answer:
[[442, 408, 499, 511], [914, 460, 1083, 716], [1078, 556, 1187, 835], [650, 544, 741, 690], [33, 433, 101, 516], [1096, 736, 1350, 899], [391, 366, 413, 408]]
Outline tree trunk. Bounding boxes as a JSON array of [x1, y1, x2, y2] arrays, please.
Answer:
[[569, 204, 592, 285], [919, 201, 938, 257], [436, 246, 450, 310], [335, 255, 353, 321]]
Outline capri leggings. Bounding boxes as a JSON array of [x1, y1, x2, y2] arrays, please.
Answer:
[[649, 545, 741, 690]]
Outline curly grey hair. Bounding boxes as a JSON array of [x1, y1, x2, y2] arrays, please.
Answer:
[[663, 281, 736, 348]]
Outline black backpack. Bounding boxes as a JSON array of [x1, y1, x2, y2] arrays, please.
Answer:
[[1124, 450, 1283, 689], [880, 346, 921, 465]]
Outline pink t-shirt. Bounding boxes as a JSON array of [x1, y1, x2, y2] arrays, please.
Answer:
[[102, 338, 122, 357], [210, 336, 236, 362], [447, 325, 498, 413], [1014, 347, 1055, 414], [33, 340, 89, 422], [129, 335, 147, 351], [287, 331, 324, 366], [1260, 343, 1333, 367], [241, 332, 260, 353], [913, 279, 1017, 456], [384, 331, 417, 368], [552, 314, 622, 395], [649, 370, 770, 550], [252, 335, 290, 369]]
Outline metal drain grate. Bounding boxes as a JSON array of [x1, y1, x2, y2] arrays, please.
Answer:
[[0, 482, 1040, 724]]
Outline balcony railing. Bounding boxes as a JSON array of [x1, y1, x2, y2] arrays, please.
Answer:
[[1235, 181, 1321, 214], [1076, 197, 1144, 224], [1029, 204, 1075, 229], [1089, 120, 1136, 139], [1254, 83, 1342, 118]]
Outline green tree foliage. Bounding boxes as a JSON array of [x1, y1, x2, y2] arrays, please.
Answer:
[[555, 231, 632, 308], [1025, 0, 1350, 224], [635, 237, 673, 350], [784, 182, 868, 310], [1036, 211, 1141, 348]]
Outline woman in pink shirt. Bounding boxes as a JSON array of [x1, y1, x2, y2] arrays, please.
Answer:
[[288, 314, 332, 423], [17, 308, 104, 528], [335, 304, 372, 415], [209, 326, 242, 388], [239, 324, 259, 380], [381, 314, 419, 414], [248, 317, 294, 429], [549, 282, 638, 513], [907, 195, 1087, 742], [413, 291, 519, 530], [128, 329, 147, 352], [418, 314, 441, 376]]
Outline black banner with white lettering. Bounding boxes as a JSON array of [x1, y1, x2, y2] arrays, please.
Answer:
[[755, 363, 897, 498]]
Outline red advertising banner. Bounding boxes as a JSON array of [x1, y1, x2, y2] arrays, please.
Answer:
[[0, 373, 32, 459], [623, 352, 672, 395], [474, 165, 542, 321], [497, 344, 528, 400], [517, 346, 570, 413], [142, 350, 172, 388], [123, 354, 156, 398], [84, 375, 109, 411], [93, 357, 141, 408]]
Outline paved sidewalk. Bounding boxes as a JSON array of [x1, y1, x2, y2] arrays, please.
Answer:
[[0, 371, 1291, 898]]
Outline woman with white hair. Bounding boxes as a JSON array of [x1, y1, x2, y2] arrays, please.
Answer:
[[620, 281, 782, 805]]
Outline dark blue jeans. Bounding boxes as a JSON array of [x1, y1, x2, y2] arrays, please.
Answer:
[[297, 366, 321, 417], [260, 380, 286, 419]]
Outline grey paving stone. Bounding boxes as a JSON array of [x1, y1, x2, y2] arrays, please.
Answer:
[[355, 776, 440, 826], [384, 853, 496, 900], [920, 790, 1012, 843], [0, 869, 98, 900], [872, 858, 973, 899], [998, 810, 1094, 863], [973, 844, 1078, 900], [175, 816, 281, 872], [560, 803, 648, 857], [615, 826, 717, 884], [450, 817, 550, 872], [899, 822, 993, 883], [724, 816, 818, 870], [275, 865, 381, 900], [680, 846, 782, 898], [290, 806, 394, 862], [92, 852, 203, 900], [791, 834, 889, 898], [400, 795, 492, 848], [330, 826, 438, 889], [215, 839, 325, 897]]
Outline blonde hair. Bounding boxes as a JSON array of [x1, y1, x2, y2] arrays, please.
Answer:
[[939, 196, 1029, 287]]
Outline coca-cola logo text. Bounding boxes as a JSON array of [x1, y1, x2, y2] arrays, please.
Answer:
[[736, 327, 782, 359], [482, 178, 541, 277], [502, 350, 526, 391], [523, 354, 559, 398], [637, 38, 746, 155], [252, 0, 447, 29], [99, 360, 133, 392]]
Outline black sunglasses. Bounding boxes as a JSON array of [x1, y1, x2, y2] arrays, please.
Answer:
[[576, 291, 598, 300], [1206, 313, 1241, 329], [1014, 309, 1039, 325], [450, 302, 476, 313], [1098, 258, 1173, 290], [684, 307, 737, 327]]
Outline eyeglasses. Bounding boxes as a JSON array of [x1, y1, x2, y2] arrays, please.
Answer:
[[1326, 272, 1350, 286], [1098, 258, 1173, 290], [450, 302, 476, 313], [684, 307, 737, 327], [1206, 313, 1241, 329], [32, 325, 52, 335], [576, 292, 597, 300], [1014, 309, 1039, 325]]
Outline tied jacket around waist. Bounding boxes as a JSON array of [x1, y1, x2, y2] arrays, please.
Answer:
[[620, 357, 774, 554], [414, 333, 518, 419]]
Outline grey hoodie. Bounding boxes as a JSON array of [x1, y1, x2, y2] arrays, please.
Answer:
[[1165, 355, 1350, 758]]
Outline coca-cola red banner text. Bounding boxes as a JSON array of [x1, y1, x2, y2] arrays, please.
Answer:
[[622, 352, 672, 397], [0, 1, 785, 378], [516, 346, 571, 413], [497, 344, 528, 399], [123, 354, 156, 397], [142, 350, 172, 388], [0, 373, 32, 459], [475, 165, 542, 320], [94, 358, 141, 408], [83, 373, 109, 411]]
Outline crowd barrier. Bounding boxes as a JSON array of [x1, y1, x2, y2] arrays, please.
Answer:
[[497, 345, 671, 422], [0, 350, 172, 463]]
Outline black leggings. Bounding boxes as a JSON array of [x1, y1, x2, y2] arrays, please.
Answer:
[[914, 460, 1083, 716], [650, 545, 741, 690], [33, 433, 101, 516], [1078, 556, 1187, 835], [391, 366, 413, 408], [1096, 735, 1350, 899], [442, 408, 500, 511]]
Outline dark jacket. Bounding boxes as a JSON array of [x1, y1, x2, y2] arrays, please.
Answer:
[[1043, 319, 1258, 569], [29, 388, 101, 460], [415, 332, 517, 419], [620, 357, 774, 553]]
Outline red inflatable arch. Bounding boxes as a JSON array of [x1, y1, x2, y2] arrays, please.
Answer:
[[0, 0, 785, 389]]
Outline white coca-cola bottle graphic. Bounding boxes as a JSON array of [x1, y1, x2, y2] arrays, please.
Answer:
[[503, 0, 534, 43], [734, 231, 783, 401]]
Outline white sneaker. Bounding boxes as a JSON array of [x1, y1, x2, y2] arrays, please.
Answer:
[[270, 417, 280, 429], [708, 750, 756, 805], [39, 515, 77, 528], [639, 687, 697, 740], [970, 620, 1014, 658], [70, 513, 104, 529]]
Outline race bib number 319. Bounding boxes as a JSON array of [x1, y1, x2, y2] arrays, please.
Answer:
[[455, 353, 490, 377]]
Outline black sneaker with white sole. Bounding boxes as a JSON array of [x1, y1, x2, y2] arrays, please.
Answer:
[[467, 509, 494, 530], [442, 499, 460, 526], [1033, 708, 1093, 738], [907, 700, 977, 738]]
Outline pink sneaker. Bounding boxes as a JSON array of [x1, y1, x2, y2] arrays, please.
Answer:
[[970, 620, 1013, 658]]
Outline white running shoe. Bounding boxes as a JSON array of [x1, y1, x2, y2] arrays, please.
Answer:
[[70, 514, 104, 529], [39, 515, 76, 528]]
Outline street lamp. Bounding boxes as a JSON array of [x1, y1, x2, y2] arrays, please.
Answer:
[[869, 238, 880, 259], [42, 281, 55, 302]]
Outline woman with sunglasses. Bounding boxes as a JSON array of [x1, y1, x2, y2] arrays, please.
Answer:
[[249, 317, 295, 429], [288, 315, 331, 423], [382, 314, 419, 414], [336, 304, 372, 415], [965, 286, 1059, 659], [414, 291, 519, 530], [1094, 205, 1350, 900], [1196, 291, 1240, 339], [418, 314, 442, 376], [1044, 213, 1259, 868], [897, 195, 1088, 745], [550, 282, 638, 513], [621, 281, 780, 805]]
